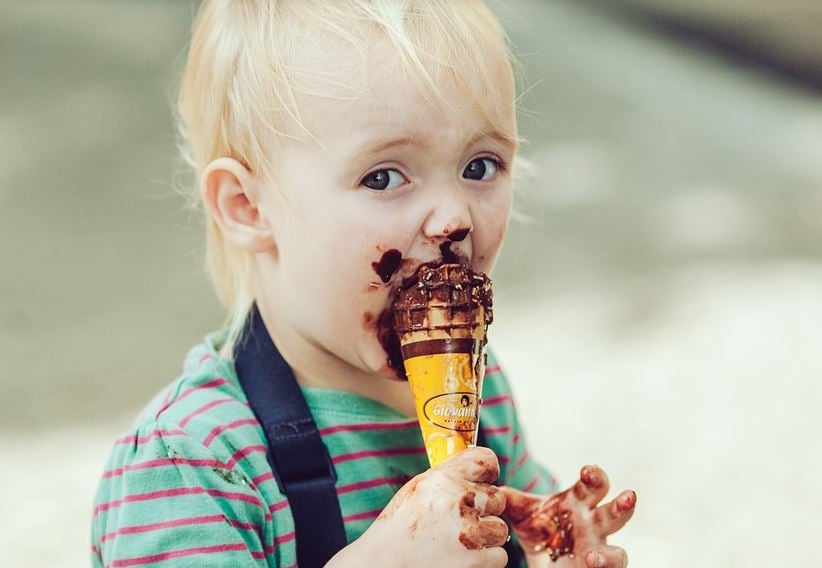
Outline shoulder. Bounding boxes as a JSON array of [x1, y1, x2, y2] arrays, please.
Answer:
[[91, 330, 291, 566], [94, 328, 274, 506], [133, 329, 267, 461]]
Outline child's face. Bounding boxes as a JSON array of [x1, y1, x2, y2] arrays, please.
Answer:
[[255, 37, 516, 380]]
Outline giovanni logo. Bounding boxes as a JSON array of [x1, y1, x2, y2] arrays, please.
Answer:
[[423, 392, 479, 432]]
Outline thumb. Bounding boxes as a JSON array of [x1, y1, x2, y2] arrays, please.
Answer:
[[498, 485, 542, 524], [437, 445, 500, 484]]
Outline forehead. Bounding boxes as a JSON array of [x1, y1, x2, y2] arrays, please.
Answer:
[[285, 27, 517, 148]]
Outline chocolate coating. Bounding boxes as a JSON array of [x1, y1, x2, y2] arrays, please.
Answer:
[[391, 263, 493, 336]]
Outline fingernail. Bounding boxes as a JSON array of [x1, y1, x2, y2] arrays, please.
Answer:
[[617, 490, 637, 511], [581, 466, 600, 487]]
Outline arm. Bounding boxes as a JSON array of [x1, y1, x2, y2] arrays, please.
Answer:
[[92, 422, 270, 566]]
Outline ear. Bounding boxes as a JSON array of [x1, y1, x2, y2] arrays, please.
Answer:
[[201, 157, 275, 253]]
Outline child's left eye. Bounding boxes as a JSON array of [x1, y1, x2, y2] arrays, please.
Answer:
[[462, 158, 500, 181]]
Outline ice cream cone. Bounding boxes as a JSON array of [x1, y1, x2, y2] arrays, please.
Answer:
[[391, 264, 493, 467]]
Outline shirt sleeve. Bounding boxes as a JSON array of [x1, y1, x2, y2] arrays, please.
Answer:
[[481, 348, 560, 495], [91, 420, 272, 567]]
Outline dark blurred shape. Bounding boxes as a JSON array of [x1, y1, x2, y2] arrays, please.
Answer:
[[578, 0, 822, 93]]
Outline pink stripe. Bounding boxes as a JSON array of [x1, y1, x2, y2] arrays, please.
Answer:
[[225, 444, 267, 469], [154, 388, 175, 419], [94, 487, 261, 517], [91, 545, 102, 558], [254, 471, 275, 485], [343, 508, 382, 522], [523, 473, 540, 493], [179, 398, 235, 428], [100, 515, 260, 544], [482, 394, 513, 407], [270, 500, 289, 513], [333, 447, 426, 465], [102, 457, 230, 479], [482, 425, 512, 436], [275, 531, 296, 545], [114, 429, 187, 446], [198, 353, 213, 365], [485, 364, 502, 376], [337, 476, 405, 495], [154, 378, 228, 419], [499, 455, 510, 464], [176, 378, 228, 403], [203, 418, 259, 447], [512, 432, 521, 444], [108, 543, 262, 567], [319, 419, 418, 436], [509, 450, 530, 476]]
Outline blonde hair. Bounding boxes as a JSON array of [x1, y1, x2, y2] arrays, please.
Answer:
[[175, 0, 524, 358]]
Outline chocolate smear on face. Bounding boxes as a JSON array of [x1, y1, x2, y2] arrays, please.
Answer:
[[372, 249, 403, 283], [448, 228, 470, 242], [439, 241, 460, 264], [377, 308, 406, 379]]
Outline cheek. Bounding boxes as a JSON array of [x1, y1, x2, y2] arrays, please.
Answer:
[[471, 191, 512, 272]]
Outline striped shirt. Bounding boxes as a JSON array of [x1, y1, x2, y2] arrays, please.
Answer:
[[91, 328, 558, 567]]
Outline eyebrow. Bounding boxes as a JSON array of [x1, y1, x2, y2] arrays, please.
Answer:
[[357, 129, 517, 157]]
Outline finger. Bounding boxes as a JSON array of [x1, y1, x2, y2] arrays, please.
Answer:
[[570, 464, 610, 508], [498, 484, 541, 524], [459, 514, 510, 550], [438, 446, 500, 484], [479, 516, 510, 548], [592, 490, 637, 536], [585, 545, 629, 568], [468, 482, 506, 517]]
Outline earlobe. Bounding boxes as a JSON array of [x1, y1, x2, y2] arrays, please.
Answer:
[[201, 157, 276, 253]]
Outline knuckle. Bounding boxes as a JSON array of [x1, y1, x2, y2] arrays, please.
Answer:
[[481, 447, 501, 468]]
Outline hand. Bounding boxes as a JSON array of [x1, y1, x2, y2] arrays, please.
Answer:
[[353, 447, 510, 568], [500, 465, 636, 568]]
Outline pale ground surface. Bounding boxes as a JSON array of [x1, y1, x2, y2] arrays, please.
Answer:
[[1, 2, 821, 567]]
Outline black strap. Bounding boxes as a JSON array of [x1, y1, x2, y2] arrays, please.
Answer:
[[234, 303, 347, 568], [234, 302, 523, 567]]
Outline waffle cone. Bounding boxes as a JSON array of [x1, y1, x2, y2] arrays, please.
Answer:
[[391, 264, 493, 467]]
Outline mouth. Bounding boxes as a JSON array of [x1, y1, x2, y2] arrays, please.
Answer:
[[369, 242, 470, 290]]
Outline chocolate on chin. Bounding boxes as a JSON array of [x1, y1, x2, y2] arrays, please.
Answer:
[[391, 263, 493, 467]]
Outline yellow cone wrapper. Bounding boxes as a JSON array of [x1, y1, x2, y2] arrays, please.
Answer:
[[391, 264, 493, 467]]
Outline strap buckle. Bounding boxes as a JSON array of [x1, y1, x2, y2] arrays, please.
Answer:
[[264, 418, 337, 494]]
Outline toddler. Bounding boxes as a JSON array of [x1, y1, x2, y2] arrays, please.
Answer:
[[91, 1, 636, 567]]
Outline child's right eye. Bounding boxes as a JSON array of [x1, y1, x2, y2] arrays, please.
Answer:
[[361, 168, 406, 191]]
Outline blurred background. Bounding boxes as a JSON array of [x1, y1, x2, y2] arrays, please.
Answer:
[[1, 1, 820, 566]]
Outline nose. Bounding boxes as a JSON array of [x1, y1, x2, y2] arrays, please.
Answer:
[[421, 184, 473, 241]]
